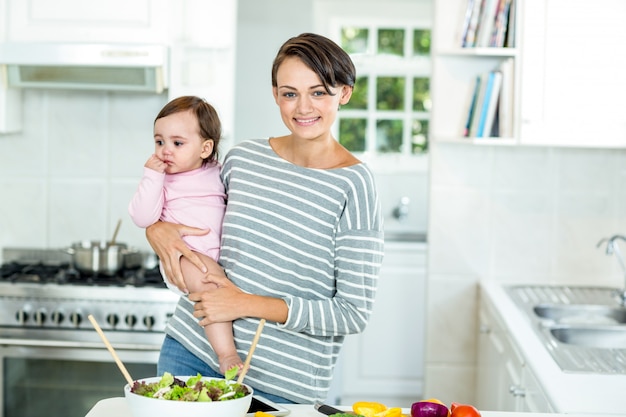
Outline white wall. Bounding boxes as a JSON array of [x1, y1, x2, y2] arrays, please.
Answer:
[[423, 142, 626, 405], [0, 90, 168, 255]]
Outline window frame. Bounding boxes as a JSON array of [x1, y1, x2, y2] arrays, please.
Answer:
[[329, 18, 432, 168]]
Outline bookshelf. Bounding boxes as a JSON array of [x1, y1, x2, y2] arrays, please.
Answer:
[[432, 0, 626, 148], [431, 0, 520, 145]]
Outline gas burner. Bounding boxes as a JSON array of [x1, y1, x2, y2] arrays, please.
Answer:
[[0, 261, 71, 283]]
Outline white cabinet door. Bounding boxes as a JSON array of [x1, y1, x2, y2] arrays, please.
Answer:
[[519, 0, 626, 147], [475, 299, 523, 412], [6, 0, 169, 43], [519, 366, 554, 413], [339, 242, 427, 407]]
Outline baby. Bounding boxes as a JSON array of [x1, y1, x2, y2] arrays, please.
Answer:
[[129, 95, 242, 374]]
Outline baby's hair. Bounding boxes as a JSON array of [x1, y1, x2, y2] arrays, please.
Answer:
[[155, 96, 222, 162]]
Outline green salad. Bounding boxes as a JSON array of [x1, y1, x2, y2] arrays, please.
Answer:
[[130, 368, 249, 402]]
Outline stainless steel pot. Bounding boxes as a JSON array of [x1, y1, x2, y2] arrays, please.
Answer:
[[66, 240, 129, 275]]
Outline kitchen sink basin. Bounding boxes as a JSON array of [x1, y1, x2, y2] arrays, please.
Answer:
[[505, 285, 626, 373], [533, 303, 626, 325], [550, 325, 626, 349]]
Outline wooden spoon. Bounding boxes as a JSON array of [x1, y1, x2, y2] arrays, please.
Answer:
[[237, 318, 266, 384], [110, 219, 122, 245], [88, 314, 134, 386]]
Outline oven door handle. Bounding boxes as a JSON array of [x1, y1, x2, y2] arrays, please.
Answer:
[[0, 337, 160, 351]]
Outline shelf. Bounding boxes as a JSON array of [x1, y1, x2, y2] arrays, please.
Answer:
[[436, 47, 519, 57], [435, 136, 517, 146]]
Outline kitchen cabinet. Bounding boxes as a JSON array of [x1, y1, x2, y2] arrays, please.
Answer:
[[339, 242, 427, 407], [5, 0, 169, 44], [432, 0, 626, 148], [518, 0, 626, 148], [475, 288, 554, 413]]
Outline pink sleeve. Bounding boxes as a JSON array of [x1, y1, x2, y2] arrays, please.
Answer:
[[128, 168, 166, 228]]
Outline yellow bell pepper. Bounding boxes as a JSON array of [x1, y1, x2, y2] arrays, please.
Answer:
[[353, 401, 387, 417], [353, 402, 403, 417]]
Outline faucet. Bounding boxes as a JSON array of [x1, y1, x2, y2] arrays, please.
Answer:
[[597, 235, 626, 306], [392, 197, 411, 222]]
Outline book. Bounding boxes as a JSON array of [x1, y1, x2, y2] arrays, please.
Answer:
[[460, 0, 476, 47], [469, 72, 490, 137], [504, 0, 516, 47], [497, 58, 515, 137], [479, 70, 503, 137], [490, 0, 513, 47], [463, 0, 485, 47], [475, 0, 500, 47], [464, 75, 482, 136]]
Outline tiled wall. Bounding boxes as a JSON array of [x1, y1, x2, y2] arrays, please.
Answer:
[[0, 89, 169, 257], [423, 141, 626, 404], [0, 89, 430, 261]]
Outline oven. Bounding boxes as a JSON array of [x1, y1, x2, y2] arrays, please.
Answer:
[[0, 248, 179, 417]]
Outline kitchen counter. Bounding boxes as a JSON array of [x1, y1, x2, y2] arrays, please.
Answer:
[[481, 281, 626, 414], [84, 397, 619, 417]]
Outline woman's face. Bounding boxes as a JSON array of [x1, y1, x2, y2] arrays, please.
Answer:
[[273, 57, 352, 142], [153, 109, 212, 174]]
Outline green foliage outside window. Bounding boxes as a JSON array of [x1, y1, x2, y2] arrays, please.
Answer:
[[339, 118, 367, 152], [412, 119, 429, 153], [378, 29, 404, 56], [343, 77, 368, 110], [413, 78, 431, 112], [341, 28, 369, 54], [413, 29, 431, 56], [376, 119, 403, 153], [377, 77, 404, 111]]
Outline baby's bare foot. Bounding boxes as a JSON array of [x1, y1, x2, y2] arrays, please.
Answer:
[[219, 353, 244, 375]]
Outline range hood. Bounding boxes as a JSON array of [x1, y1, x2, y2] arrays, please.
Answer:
[[0, 43, 168, 93]]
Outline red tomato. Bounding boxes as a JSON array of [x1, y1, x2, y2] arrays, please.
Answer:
[[450, 403, 481, 417]]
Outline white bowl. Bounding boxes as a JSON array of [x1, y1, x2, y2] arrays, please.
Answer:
[[124, 376, 253, 417]]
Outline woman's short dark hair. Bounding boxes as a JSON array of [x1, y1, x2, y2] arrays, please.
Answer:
[[155, 95, 221, 163], [271, 33, 356, 95]]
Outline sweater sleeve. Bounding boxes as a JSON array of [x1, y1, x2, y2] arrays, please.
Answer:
[[128, 168, 166, 228], [280, 228, 384, 336]]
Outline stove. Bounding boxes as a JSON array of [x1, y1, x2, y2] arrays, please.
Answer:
[[0, 247, 179, 346]]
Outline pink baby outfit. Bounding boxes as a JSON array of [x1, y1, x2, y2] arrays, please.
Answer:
[[129, 163, 226, 292]]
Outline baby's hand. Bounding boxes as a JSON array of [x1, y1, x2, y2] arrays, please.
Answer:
[[145, 154, 166, 173]]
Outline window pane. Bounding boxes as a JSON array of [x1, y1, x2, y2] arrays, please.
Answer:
[[376, 119, 403, 153], [342, 28, 369, 54], [413, 29, 431, 56], [378, 29, 404, 56], [412, 119, 429, 154], [413, 77, 431, 112], [343, 76, 368, 110], [377, 77, 405, 111], [339, 118, 367, 152]]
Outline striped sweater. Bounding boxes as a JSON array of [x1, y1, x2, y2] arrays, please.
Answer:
[[164, 139, 384, 403]]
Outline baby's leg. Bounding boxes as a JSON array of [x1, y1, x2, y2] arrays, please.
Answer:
[[180, 253, 243, 374]]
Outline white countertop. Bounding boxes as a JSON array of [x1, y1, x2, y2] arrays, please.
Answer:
[[84, 398, 618, 417], [481, 281, 626, 415]]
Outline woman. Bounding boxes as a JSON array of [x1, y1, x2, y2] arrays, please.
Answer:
[[146, 33, 384, 404]]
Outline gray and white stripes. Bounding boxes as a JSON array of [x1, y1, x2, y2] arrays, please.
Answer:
[[165, 139, 384, 403]]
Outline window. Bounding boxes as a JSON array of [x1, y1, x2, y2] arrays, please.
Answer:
[[335, 25, 431, 156]]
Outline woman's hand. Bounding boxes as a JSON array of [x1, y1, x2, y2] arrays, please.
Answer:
[[145, 221, 210, 292], [190, 274, 246, 325], [189, 274, 290, 326]]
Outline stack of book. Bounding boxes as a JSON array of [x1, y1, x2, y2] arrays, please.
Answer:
[[463, 58, 514, 139], [460, 0, 515, 48]]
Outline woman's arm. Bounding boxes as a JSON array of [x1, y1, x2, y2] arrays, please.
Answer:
[[189, 277, 289, 325], [145, 221, 211, 292]]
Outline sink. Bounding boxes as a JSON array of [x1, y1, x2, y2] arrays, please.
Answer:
[[533, 303, 626, 325], [550, 325, 626, 349], [505, 285, 626, 373]]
